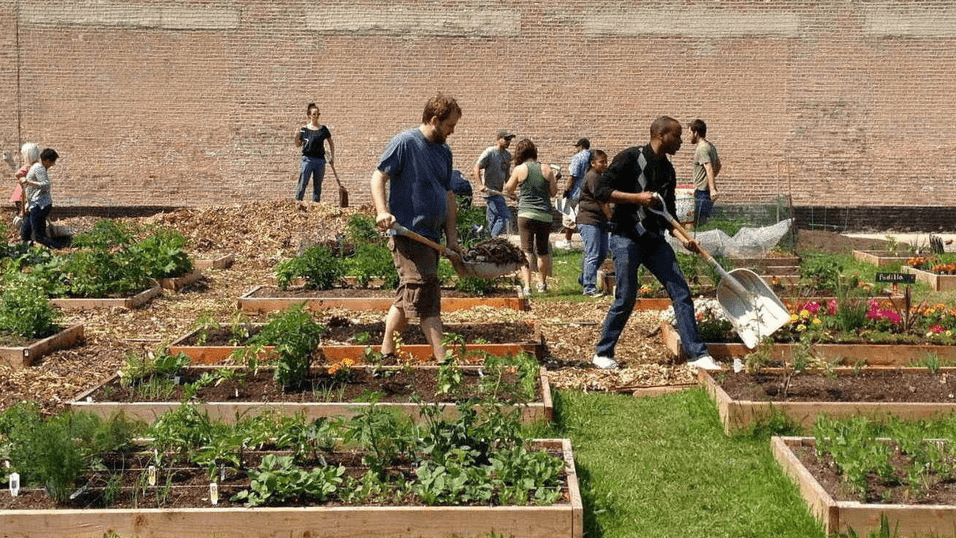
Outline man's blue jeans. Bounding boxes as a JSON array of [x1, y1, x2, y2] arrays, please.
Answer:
[[20, 204, 56, 248], [485, 194, 510, 237], [296, 156, 326, 202], [578, 223, 608, 294], [694, 189, 713, 226], [595, 232, 707, 359]]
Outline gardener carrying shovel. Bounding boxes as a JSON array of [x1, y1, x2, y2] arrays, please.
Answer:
[[590, 116, 719, 372], [370, 94, 464, 363]]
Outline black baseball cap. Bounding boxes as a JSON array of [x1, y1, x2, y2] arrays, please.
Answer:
[[497, 130, 516, 140], [574, 138, 590, 149]]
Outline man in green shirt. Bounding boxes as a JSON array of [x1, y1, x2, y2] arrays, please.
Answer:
[[689, 119, 721, 228]]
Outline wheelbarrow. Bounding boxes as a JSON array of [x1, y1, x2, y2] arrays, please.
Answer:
[[390, 223, 521, 279], [649, 194, 790, 348]]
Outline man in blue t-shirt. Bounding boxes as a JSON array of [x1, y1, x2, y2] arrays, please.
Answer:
[[371, 94, 463, 362]]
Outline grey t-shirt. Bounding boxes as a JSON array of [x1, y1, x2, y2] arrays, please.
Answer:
[[475, 146, 511, 192]]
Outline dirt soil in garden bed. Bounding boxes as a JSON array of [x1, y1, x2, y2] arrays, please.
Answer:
[[0, 200, 911, 414], [247, 285, 520, 299], [0, 447, 568, 510], [719, 370, 956, 403], [792, 444, 956, 505], [90, 367, 542, 403], [179, 320, 535, 348]]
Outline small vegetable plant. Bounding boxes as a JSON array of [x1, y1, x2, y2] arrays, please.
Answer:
[[274, 244, 342, 290]]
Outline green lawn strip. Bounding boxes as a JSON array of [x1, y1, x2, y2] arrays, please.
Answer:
[[554, 388, 824, 538]]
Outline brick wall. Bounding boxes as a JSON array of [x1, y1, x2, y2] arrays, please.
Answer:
[[2, 0, 955, 222]]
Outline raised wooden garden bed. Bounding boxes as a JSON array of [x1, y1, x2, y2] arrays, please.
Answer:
[[169, 321, 544, 363], [0, 324, 84, 369], [238, 285, 528, 314], [699, 367, 956, 434], [156, 270, 203, 292], [0, 438, 582, 538], [773, 436, 956, 537], [50, 285, 162, 310], [728, 255, 800, 271], [853, 250, 911, 267], [903, 265, 956, 291], [194, 253, 234, 270], [71, 365, 555, 425], [660, 320, 956, 365]]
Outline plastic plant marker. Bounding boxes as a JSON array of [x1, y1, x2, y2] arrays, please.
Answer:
[[148, 465, 156, 486], [209, 482, 218, 505], [9, 472, 19, 497]]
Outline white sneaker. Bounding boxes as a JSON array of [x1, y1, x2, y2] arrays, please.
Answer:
[[592, 355, 619, 370], [686, 355, 722, 371]]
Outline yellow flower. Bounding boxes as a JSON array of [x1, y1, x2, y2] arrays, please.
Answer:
[[790, 314, 800, 323], [343, 358, 356, 367], [797, 324, 806, 332], [812, 318, 822, 325], [800, 309, 811, 319]]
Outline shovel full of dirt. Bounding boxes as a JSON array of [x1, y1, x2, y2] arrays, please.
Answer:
[[390, 223, 525, 279], [648, 193, 790, 348]]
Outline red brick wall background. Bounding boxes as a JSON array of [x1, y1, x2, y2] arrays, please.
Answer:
[[0, 1, 953, 210]]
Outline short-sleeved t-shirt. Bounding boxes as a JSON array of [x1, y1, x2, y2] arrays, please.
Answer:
[[24, 161, 51, 209], [300, 125, 331, 159], [378, 128, 453, 241], [692, 140, 719, 191], [475, 146, 511, 192]]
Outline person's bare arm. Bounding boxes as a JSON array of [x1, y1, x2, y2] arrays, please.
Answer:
[[371, 169, 393, 230], [703, 162, 718, 200], [444, 191, 462, 253], [503, 164, 525, 196], [474, 163, 486, 192], [294, 128, 304, 147], [544, 165, 558, 197], [326, 136, 335, 166]]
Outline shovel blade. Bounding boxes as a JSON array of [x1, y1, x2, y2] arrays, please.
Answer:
[[716, 268, 789, 349]]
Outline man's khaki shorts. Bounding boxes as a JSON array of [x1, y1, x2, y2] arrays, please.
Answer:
[[389, 235, 441, 319]]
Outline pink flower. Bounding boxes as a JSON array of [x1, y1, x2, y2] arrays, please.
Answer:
[[931, 324, 945, 334]]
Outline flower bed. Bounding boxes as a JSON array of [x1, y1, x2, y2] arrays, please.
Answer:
[[71, 364, 554, 425], [0, 324, 85, 369], [238, 285, 528, 313], [773, 432, 956, 536], [903, 265, 956, 291], [700, 367, 956, 434]]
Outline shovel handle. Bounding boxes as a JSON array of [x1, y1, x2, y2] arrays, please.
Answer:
[[390, 223, 455, 257], [329, 162, 343, 188], [485, 188, 516, 200]]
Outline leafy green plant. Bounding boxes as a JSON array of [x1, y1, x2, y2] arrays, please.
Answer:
[[455, 276, 497, 295], [119, 349, 190, 388], [251, 305, 326, 389], [61, 248, 151, 298], [232, 454, 345, 507], [130, 229, 193, 279], [71, 219, 136, 249], [0, 274, 61, 339], [274, 245, 342, 290], [346, 213, 381, 244], [344, 242, 398, 288]]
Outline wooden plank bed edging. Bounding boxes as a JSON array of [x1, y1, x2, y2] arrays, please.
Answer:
[[660, 321, 956, 365], [699, 368, 956, 434], [156, 270, 203, 292], [194, 254, 234, 270], [0, 324, 84, 369], [852, 250, 911, 267], [237, 285, 528, 313], [772, 436, 956, 537], [71, 365, 554, 425], [50, 285, 162, 310], [903, 265, 956, 291], [0, 438, 582, 538]]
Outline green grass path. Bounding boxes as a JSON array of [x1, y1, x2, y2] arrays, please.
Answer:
[[553, 388, 825, 538]]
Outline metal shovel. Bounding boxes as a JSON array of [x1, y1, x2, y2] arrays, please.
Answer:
[[390, 223, 521, 279], [649, 194, 790, 348]]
